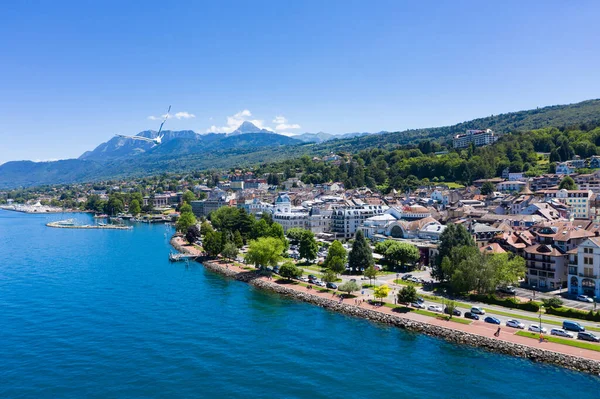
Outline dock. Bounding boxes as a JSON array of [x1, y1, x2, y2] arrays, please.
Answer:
[[169, 252, 200, 262], [46, 220, 133, 230]]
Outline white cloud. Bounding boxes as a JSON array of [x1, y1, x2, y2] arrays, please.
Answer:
[[148, 111, 196, 120], [206, 109, 272, 133], [272, 115, 301, 133], [174, 111, 196, 119]]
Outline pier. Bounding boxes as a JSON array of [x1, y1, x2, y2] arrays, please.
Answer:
[[47, 220, 133, 230], [169, 252, 201, 262]]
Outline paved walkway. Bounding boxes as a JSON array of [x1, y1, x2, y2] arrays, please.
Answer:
[[171, 238, 600, 362]]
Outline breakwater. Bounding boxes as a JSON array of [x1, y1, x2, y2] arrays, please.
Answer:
[[47, 220, 133, 230], [201, 259, 600, 375], [170, 236, 600, 375]]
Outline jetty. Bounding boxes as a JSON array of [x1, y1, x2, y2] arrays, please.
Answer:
[[169, 252, 200, 262], [47, 219, 133, 230]]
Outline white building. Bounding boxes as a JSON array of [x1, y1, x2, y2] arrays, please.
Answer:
[[556, 162, 575, 175], [271, 192, 331, 234], [453, 129, 497, 149], [331, 204, 389, 239], [539, 189, 592, 219], [496, 181, 527, 193], [567, 237, 600, 298]]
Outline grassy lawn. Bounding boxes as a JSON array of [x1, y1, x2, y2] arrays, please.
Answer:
[[393, 279, 422, 287], [516, 331, 600, 352], [444, 182, 465, 189], [385, 305, 471, 325]]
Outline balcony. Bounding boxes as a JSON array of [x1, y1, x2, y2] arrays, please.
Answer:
[[528, 264, 556, 272], [579, 273, 599, 279], [569, 267, 578, 275]]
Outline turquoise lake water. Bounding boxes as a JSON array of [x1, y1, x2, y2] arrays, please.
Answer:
[[1, 209, 599, 398]]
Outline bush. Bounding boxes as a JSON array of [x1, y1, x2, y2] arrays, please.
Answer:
[[541, 297, 564, 309], [469, 293, 541, 313], [545, 306, 600, 322]]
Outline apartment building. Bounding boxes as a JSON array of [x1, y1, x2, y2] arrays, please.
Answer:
[[567, 237, 600, 298], [331, 204, 388, 239], [452, 129, 497, 149]]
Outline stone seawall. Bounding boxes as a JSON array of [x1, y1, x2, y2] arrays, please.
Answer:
[[170, 239, 600, 375]]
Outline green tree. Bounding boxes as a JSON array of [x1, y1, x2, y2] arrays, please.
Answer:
[[321, 270, 337, 285], [338, 281, 360, 297], [182, 190, 196, 204], [542, 297, 564, 309], [105, 195, 124, 216], [299, 230, 318, 262], [129, 199, 141, 215], [348, 230, 373, 273], [180, 202, 193, 214], [363, 264, 378, 284], [221, 242, 239, 264], [480, 181, 495, 196], [200, 220, 214, 237], [558, 176, 577, 190], [488, 253, 526, 287], [397, 284, 418, 304], [233, 230, 244, 248], [373, 285, 390, 303], [328, 256, 346, 276], [384, 241, 420, 270], [176, 211, 197, 233], [203, 230, 223, 257], [324, 240, 347, 267], [286, 227, 306, 244], [279, 261, 302, 280], [445, 300, 458, 319], [434, 224, 475, 281], [245, 237, 285, 269]]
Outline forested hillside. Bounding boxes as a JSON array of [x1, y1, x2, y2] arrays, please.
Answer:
[[256, 123, 600, 192]]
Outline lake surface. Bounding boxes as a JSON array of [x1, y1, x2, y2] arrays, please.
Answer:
[[1, 210, 599, 398]]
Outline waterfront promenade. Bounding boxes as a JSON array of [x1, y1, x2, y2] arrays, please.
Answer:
[[170, 237, 600, 366]]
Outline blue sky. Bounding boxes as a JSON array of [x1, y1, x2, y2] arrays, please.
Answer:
[[1, 0, 599, 164]]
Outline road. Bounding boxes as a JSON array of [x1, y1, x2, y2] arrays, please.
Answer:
[[330, 269, 600, 332]]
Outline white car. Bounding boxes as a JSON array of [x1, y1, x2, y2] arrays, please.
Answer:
[[506, 319, 525, 329], [528, 324, 547, 334], [551, 328, 574, 338], [576, 295, 594, 303], [411, 302, 426, 309], [471, 306, 486, 315], [314, 281, 326, 287], [427, 305, 443, 313], [298, 276, 309, 282]]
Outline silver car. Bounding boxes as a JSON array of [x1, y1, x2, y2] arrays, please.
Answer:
[[550, 328, 574, 338], [528, 324, 547, 334], [506, 319, 525, 329]]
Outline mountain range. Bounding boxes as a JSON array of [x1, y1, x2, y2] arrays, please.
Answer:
[[1, 99, 600, 189]]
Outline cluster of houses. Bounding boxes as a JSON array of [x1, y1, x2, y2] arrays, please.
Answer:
[[177, 168, 600, 300]]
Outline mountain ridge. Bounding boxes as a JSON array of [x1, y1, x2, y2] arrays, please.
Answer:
[[2, 98, 600, 188]]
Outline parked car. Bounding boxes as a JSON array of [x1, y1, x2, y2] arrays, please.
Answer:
[[411, 302, 426, 309], [577, 332, 600, 342], [314, 281, 326, 287], [528, 324, 547, 334], [308, 275, 317, 281], [484, 316, 501, 325], [464, 312, 480, 320], [272, 266, 280, 274], [471, 306, 486, 315], [506, 319, 525, 329], [401, 274, 412, 281], [563, 320, 585, 332], [298, 276, 309, 282], [427, 305, 443, 313], [498, 286, 516, 295], [551, 328, 574, 338], [326, 282, 338, 289], [576, 295, 594, 303], [444, 307, 462, 316]]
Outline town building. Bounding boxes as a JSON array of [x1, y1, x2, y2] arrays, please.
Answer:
[[331, 204, 388, 239], [568, 236, 600, 297], [452, 129, 497, 149], [538, 189, 592, 219]]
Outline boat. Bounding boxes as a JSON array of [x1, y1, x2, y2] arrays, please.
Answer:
[[93, 214, 108, 219]]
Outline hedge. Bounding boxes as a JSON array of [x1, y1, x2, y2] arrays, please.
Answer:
[[546, 306, 600, 322], [469, 293, 541, 313]]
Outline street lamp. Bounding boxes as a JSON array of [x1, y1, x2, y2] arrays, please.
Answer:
[[558, 279, 562, 295], [539, 305, 544, 342], [396, 273, 399, 283], [532, 285, 536, 300]]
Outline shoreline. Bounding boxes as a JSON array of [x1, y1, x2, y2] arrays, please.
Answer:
[[170, 236, 600, 376]]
